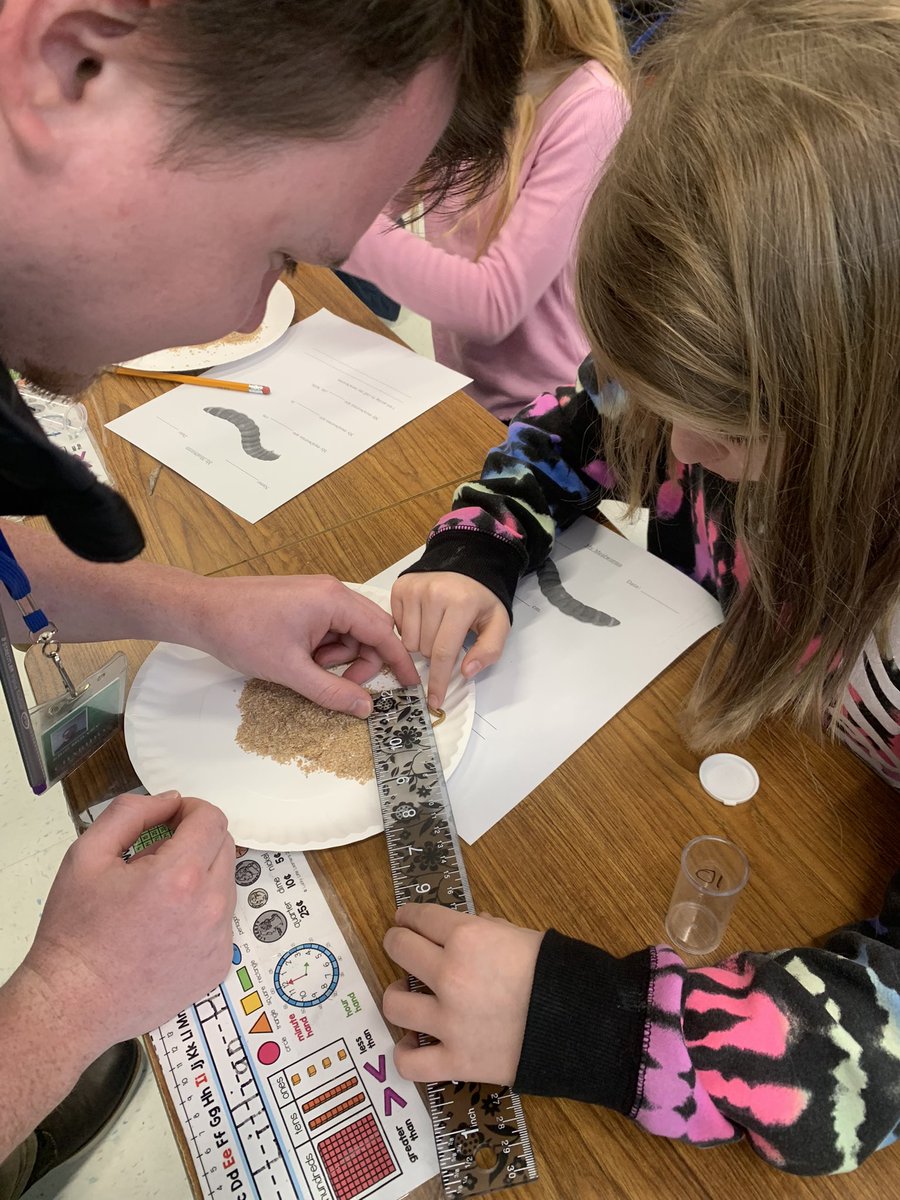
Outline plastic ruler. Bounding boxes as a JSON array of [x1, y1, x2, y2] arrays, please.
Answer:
[[368, 686, 538, 1198]]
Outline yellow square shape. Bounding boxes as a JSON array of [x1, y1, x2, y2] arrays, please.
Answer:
[[240, 992, 262, 1016]]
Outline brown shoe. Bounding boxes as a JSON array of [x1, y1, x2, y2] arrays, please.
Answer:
[[24, 1040, 144, 1192]]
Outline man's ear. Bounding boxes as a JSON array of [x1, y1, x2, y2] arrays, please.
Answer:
[[0, 0, 145, 167]]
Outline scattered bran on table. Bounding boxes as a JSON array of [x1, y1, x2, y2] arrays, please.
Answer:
[[235, 678, 374, 783]]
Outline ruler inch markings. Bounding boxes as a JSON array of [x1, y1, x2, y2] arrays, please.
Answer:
[[368, 685, 538, 1199]]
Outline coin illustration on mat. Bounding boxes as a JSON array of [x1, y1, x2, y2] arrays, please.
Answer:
[[235, 859, 262, 887], [252, 910, 288, 944], [247, 888, 268, 909]]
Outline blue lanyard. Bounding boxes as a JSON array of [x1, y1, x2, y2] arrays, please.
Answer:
[[0, 527, 51, 636]]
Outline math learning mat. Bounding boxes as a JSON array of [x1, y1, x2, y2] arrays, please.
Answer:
[[151, 849, 438, 1200]]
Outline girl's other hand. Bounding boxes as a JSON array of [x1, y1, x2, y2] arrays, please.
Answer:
[[391, 572, 510, 707], [382, 905, 543, 1086]]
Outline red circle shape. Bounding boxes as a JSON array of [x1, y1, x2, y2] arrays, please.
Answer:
[[257, 1040, 281, 1066]]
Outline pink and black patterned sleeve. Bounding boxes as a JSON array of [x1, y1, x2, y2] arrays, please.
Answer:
[[401, 359, 619, 614], [515, 870, 900, 1174]]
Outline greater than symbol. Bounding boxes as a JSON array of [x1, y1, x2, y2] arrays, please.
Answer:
[[241, 992, 263, 1016], [249, 1013, 272, 1035], [383, 1087, 407, 1117], [236, 966, 253, 992]]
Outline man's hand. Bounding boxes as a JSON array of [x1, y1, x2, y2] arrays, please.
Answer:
[[195, 574, 419, 717], [0, 527, 418, 716], [22, 790, 236, 1054], [382, 905, 543, 1086]]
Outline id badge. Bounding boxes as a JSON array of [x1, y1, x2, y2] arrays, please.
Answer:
[[30, 652, 128, 787]]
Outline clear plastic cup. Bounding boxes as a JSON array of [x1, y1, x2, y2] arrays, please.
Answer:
[[664, 835, 749, 956]]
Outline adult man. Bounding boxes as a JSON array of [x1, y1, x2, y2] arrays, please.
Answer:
[[0, 0, 522, 1192]]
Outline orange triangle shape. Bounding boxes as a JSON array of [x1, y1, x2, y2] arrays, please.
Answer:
[[249, 1012, 272, 1035]]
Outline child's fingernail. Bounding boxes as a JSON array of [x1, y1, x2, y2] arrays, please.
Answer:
[[464, 660, 482, 676], [157, 790, 181, 799], [352, 696, 372, 718]]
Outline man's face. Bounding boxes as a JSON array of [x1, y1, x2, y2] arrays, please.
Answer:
[[0, 52, 455, 392]]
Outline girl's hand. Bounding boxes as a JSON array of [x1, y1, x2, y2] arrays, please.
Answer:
[[382, 905, 543, 1086], [391, 572, 511, 707]]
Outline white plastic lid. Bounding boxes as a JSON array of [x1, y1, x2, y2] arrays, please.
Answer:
[[699, 753, 759, 805]]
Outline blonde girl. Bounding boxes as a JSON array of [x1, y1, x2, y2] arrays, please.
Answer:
[[340, 0, 630, 419], [381, 0, 900, 1175]]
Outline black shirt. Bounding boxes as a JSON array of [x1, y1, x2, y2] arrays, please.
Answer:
[[0, 363, 143, 562]]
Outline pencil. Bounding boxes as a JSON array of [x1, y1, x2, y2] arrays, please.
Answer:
[[114, 366, 270, 395]]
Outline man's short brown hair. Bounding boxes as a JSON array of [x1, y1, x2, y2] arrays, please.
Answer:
[[143, 0, 524, 207]]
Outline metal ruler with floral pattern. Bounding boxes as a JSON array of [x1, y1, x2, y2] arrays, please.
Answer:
[[368, 685, 538, 1198]]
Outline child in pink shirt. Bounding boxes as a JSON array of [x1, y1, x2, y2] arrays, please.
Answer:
[[340, 1, 629, 421]]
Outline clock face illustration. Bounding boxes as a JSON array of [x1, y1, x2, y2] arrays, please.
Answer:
[[273, 944, 340, 1008]]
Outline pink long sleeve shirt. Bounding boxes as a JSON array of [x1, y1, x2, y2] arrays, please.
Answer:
[[341, 61, 628, 420]]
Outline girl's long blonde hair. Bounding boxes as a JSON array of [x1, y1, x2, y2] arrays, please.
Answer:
[[476, 0, 629, 252], [577, 0, 900, 750]]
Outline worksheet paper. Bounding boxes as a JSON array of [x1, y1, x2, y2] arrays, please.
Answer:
[[106, 309, 470, 523], [370, 519, 724, 843]]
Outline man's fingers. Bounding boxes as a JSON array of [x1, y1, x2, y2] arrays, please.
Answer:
[[366, 623, 419, 686], [85, 790, 182, 858], [341, 641, 388, 685], [293, 662, 376, 718], [314, 634, 361, 669], [156, 796, 231, 870], [336, 591, 419, 686]]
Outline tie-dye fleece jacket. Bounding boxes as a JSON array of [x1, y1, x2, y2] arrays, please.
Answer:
[[401, 357, 900, 1175]]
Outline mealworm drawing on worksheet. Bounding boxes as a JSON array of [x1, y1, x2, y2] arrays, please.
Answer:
[[537, 557, 621, 627], [204, 406, 280, 461]]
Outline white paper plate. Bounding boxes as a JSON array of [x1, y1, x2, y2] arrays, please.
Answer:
[[119, 280, 296, 373], [124, 584, 474, 850]]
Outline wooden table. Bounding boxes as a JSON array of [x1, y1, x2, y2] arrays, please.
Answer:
[[83, 266, 502, 577], [26, 270, 898, 1199]]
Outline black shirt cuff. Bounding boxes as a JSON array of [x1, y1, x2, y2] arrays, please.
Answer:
[[514, 929, 651, 1113], [399, 529, 524, 620]]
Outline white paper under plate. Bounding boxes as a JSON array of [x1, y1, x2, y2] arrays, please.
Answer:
[[119, 279, 296, 373], [124, 585, 474, 850]]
